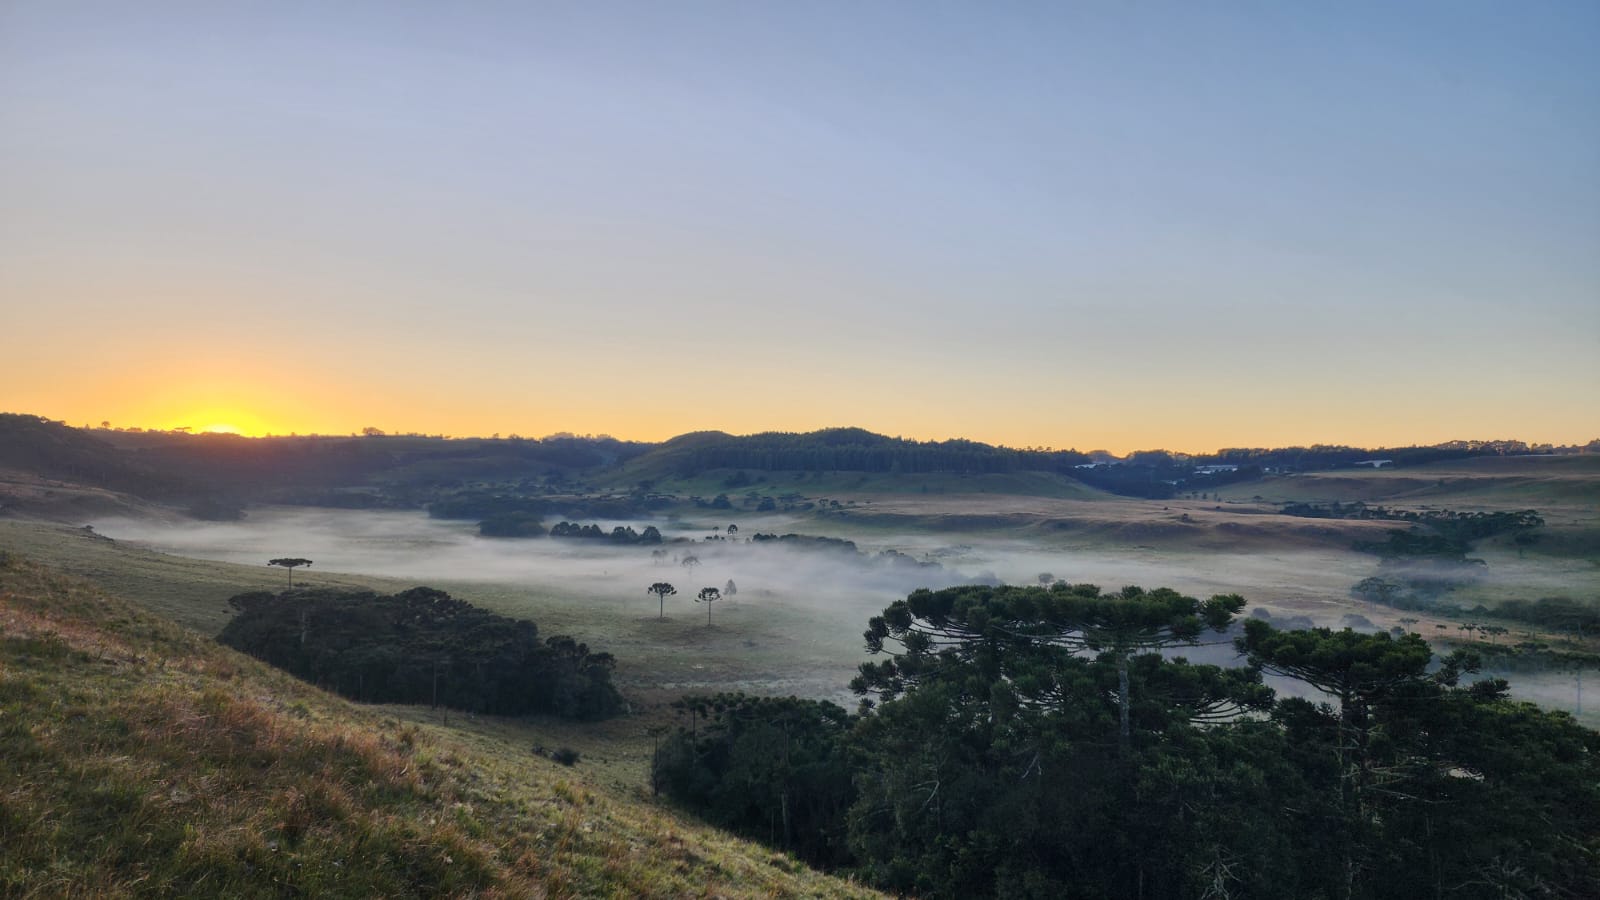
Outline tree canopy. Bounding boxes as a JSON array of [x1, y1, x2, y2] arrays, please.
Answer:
[[655, 583, 1600, 899], [647, 582, 676, 619], [220, 587, 623, 720]]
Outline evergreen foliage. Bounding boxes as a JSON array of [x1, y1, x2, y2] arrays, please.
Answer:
[[655, 584, 1600, 899], [477, 512, 547, 537], [654, 694, 859, 868], [547, 522, 663, 544], [219, 587, 622, 719]]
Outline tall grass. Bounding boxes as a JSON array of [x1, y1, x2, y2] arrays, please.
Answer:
[[0, 553, 880, 898]]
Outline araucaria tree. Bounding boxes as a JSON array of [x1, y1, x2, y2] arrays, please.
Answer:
[[267, 557, 313, 588], [1233, 620, 1596, 900], [647, 582, 677, 619], [654, 581, 1600, 899], [696, 587, 721, 626], [860, 582, 1249, 749]]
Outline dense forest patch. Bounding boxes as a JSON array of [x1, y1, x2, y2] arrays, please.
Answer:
[[656, 583, 1600, 899], [219, 587, 623, 720]]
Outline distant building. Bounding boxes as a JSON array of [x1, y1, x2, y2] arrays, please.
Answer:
[[1193, 465, 1239, 475]]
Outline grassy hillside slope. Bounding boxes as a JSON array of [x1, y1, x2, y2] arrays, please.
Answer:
[[0, 553, 881, 899], [1218, 455, 1600, 510]]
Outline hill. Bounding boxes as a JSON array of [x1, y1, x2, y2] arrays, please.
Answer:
[[4, 414, 1595, 513], [0, 551, 882, 898], [617, 427, 1090, 483], [0, 413, 194, 505]]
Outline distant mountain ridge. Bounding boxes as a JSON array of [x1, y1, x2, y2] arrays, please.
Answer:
[[3, 412, 1595, 506]]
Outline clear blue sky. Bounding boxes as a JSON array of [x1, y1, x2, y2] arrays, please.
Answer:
[[3, 1, 1596, 450]]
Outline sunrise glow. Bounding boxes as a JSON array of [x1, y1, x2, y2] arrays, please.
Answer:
[[3, 3, 1596, 453]]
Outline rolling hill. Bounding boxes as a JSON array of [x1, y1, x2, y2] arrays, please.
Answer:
[[0, 550, 882, 898]]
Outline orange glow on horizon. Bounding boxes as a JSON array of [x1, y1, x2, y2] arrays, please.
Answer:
[[28, 371, 1597, 456], [76, 408, 1592, 456], [153, 409, 277, 438]]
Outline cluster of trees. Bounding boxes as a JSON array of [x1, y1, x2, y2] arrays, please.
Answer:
[[219, 587, 623, 720], [1070, 456, 1267, 499], [746, 532, 949, 577], [1286, 502, 1543, 538], [1351, 508, 1543, 561], [1351, 578, 1600, 646], [548, 522, 663, 544], [1493, 596, 1600, 636], [478, 512, 547, 537], [1208, 440, 1572, 470], [1284, 503, 1547, 561], [655, 583, 1599, 899], [659, 428, 1074, 477], [693, 491, 809, 512], [1351, 575, 1482, 612], [473, 514, 669, 543], [645, 581, 739, 624], [430, 492, 549, 521], [1281, 501, 1401, 519], [432, 491, 665, 521], [749, 533, 860, 553]]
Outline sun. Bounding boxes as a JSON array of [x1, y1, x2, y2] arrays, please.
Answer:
[[161, 409, 275, 436]]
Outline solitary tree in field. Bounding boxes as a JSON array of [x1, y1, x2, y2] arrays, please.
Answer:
[[681, 555, 700, 574], [696, 587, 721, 626], [727, 524, 738, 538], [268, 557, 313, 588], [647, 582, 677, 619], [724, 579, 737, 597], [1398, 617, 1419, 634]]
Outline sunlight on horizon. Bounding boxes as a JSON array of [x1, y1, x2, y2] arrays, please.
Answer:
[[154, 410, 276, 438]]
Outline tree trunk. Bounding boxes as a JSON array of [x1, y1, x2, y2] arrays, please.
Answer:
[[780, 790, 792, 849], [1117, 653, 1131, 751]]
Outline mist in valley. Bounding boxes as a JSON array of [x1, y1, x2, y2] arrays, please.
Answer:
[[89, 507, 1593, 722]]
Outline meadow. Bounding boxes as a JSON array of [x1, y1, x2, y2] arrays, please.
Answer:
[[4, 452, 1595, 725]]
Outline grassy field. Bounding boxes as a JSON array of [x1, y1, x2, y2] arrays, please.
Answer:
[[7, 450, 1597, 687], [3, 451, 1595, 744], [0, 518, 881, 708], [0, 552, 884, 898], [1216, 454, 1600, 513], [0, 520, 409, 636]]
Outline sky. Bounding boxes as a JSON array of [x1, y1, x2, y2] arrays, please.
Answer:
[[2, 1, 1596, 453]]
